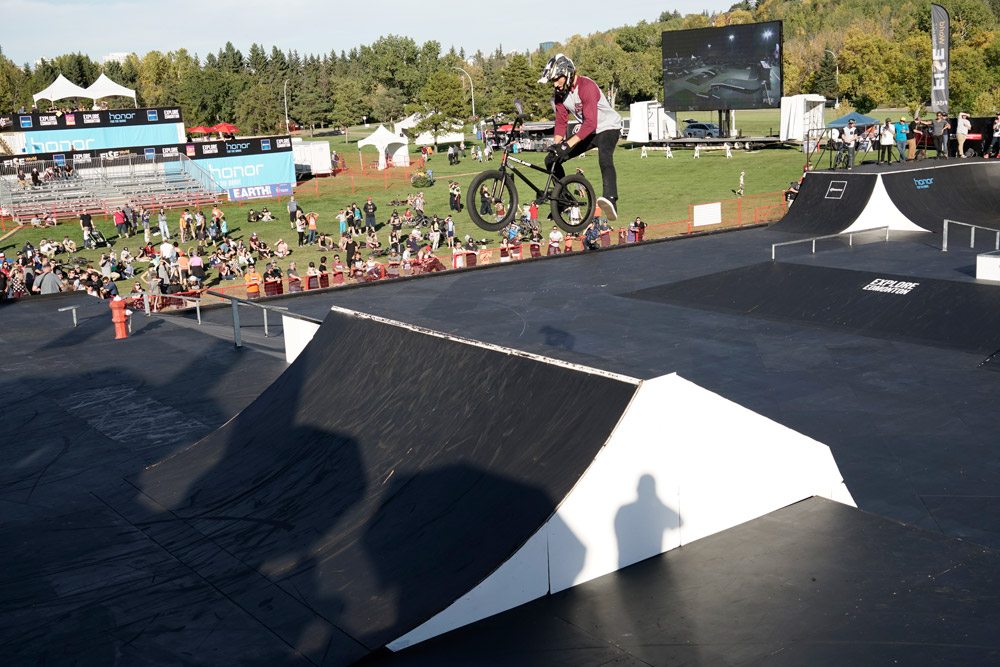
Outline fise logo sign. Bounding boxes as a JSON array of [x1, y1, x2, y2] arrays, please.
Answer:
[[146, 110, 159, 122], [19, 116, 32, 128], [261, 139, 271, 151]]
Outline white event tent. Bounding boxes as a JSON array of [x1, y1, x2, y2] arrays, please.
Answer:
[[32, 73, 138, 107], [357, 125, 410, 170]]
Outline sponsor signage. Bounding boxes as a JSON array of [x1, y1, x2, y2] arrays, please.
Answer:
[[261, 139, 271, 151], [0, 107, 184, 132], [862, 279, 920, 295], [913, 177, 934, 190], [225, 141, 252, 154], [144, 147, 156, 160], [202, 144, 219, 154], [931, 4, 950, 114], [227, 183, 294, 200], [22, 124, 185, 154]]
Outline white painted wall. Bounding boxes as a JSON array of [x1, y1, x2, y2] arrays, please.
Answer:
[[282, 315, 320, 364], [841, 175, 926, 234]]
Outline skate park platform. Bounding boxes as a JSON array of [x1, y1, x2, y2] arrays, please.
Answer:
[[3, 159, 1000, 665]]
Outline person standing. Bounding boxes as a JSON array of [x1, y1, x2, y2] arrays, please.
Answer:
[[956, 112, 971, 158], [539, 53, 623, 220], [878, 118, 896, 164], [306, 212, 318, 245], [363, 197, 377, 231], [295, 211, 307, 247], [931, 112, 951, 159], [988, 113, 1000, 159], [287, 195, 298, 228], [840, 119, 858, 169], [894, 117, 909, 163]]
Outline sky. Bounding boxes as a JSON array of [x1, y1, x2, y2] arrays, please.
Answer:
[[1, 0, 734, 66]]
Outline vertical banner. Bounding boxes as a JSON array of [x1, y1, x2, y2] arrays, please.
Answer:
[[931, 4, 950, 114]]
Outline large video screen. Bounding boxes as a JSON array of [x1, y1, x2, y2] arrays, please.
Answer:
[[662, 21, 782, 111]]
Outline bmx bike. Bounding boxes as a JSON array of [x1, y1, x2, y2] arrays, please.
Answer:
[[466, 114, 596, 234]]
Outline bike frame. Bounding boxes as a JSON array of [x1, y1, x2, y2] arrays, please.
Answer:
[[487, 117, 558, 204]]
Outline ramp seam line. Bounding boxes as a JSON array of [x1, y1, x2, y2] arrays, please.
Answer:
[[328, 306, 642, 385]]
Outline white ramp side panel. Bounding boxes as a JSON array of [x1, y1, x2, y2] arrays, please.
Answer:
[[389, 373, 854, 650], [282, 315, 320, 364], [842, 175, 926, 234], [549, 373, 854, 592]]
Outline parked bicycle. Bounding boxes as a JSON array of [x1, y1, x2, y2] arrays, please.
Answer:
[[467, 106, 595, 233]]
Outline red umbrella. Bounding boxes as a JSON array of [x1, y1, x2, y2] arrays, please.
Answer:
[[211, 122, 240, 134], [187, 126, 213, 134]]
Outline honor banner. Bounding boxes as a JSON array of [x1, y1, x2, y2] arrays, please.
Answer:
[[931, 3, 950, 114]]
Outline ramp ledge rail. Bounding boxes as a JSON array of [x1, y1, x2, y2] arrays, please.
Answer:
[[207, 290, 322, 348], [942, 219, 1000, 253], [771, 226, 890, 261]]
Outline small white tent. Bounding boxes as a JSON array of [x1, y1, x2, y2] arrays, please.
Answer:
[[395, 113, 464, 146], [357, 125, 410, 170], [32, 74, 90, 105], [84, 73, 137, 107], [626, 101, 678, 142], [780, 95, 826, 141]]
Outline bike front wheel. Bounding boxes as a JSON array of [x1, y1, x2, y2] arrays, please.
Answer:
[[550, 173, 595, 233], [467, 170, 518, 231]]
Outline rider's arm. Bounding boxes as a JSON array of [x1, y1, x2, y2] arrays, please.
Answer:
[[553, 98, 568, 144], [566, 77, 601, 148]]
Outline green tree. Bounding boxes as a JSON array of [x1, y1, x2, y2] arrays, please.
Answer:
[[327, 77, 370, 142], [812, 49, 840, 100], [498, 54, 547, 119], [233, 82, 284, 134], [410, 70, 466, 146]]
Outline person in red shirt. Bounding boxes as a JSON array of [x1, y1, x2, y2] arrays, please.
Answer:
[[540, 54, 623, 220]]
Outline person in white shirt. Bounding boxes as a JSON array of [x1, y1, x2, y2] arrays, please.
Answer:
[[956, 112, 972, 158], [839, 119, 858, 169]]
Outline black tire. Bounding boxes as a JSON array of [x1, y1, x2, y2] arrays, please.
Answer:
[[467, 170, 518, 231], [550, 173, 596, 233]]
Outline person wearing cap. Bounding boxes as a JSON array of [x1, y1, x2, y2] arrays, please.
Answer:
[[894, 117, 909, 163], [931, 111, 951, 159], [839, 119, 858, 169]]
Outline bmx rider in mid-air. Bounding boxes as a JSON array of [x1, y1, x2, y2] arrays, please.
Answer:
[[540, 53, 622, 221]]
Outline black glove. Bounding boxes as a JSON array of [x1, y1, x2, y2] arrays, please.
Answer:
[[548, 141, 571, 163]]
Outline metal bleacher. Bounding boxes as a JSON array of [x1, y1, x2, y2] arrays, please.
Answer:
[[0, 153, 221, 224]]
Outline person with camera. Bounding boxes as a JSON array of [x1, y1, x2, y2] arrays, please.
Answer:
[[539, 53, 623, 221]]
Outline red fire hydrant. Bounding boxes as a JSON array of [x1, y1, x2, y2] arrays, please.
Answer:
[[109, 296, 129, 340]]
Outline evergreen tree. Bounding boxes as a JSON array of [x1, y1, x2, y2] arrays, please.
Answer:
[[411, 70, 466, 146], [813, 49, 840, 101]]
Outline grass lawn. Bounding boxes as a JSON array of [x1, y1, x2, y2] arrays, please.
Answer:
[[3, 128, 812, 294]]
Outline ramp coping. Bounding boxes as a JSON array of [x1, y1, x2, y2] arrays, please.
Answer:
[[328, 305, 642, 385]]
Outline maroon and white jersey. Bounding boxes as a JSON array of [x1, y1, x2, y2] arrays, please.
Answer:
[[554, 75, 622, 141]]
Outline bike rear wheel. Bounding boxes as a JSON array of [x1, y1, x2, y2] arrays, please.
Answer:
[[550, 173, 595, 233], [467, 170, 518, 231]]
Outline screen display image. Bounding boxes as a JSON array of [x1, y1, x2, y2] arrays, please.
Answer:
[[662, 21, 782, 111]]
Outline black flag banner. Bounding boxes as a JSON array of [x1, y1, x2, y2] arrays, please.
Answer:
[[931, 3, 950, 113]]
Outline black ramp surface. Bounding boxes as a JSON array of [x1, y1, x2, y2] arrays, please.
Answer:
[[627, 262, 1000, 354], [126, 309, 638, 664], [368, 498, 1000, 666], [770, 170, 876, 235], [883, 161, 1000, 233]]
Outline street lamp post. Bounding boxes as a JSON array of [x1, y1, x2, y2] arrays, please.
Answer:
[[453, 66, 476, 119], [824, 49, 840, 108], [283, 79, 290, 134]]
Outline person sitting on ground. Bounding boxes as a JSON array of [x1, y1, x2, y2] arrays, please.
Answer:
[[274, 238, 290, 258], [247, 208, 260, 223], [366, 229, 381, 251], [260, 207, 274, 221], [62, 236, 77, 254]]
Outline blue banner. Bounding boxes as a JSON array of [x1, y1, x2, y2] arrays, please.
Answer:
[[188, 151, 295, 195], [22, 123, 185, 154]]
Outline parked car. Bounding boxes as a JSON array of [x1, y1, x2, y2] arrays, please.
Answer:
[[684, 122, 721, 138], [620, 118, 630, 138]]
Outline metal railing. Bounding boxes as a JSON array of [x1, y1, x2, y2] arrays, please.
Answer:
[[771, 226, 890, 260], [206, 290, 322, 349], [942, 219, 1000, 253]]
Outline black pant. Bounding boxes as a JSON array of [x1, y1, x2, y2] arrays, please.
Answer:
[[545, 129, 619, 203], [934, 133, 949, 158], [878, 144, 894, 163]]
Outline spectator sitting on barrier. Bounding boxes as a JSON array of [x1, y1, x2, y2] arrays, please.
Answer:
[[100, 274, 118, 298], [264, 262, 282, 280], [583, 221, 601, 251], [331, 255, 346, 275], [287, 261, 300, 284], [548, 225, 564, 252]]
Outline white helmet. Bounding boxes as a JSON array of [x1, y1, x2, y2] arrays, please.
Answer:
[[537, 53, 576, 85]]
